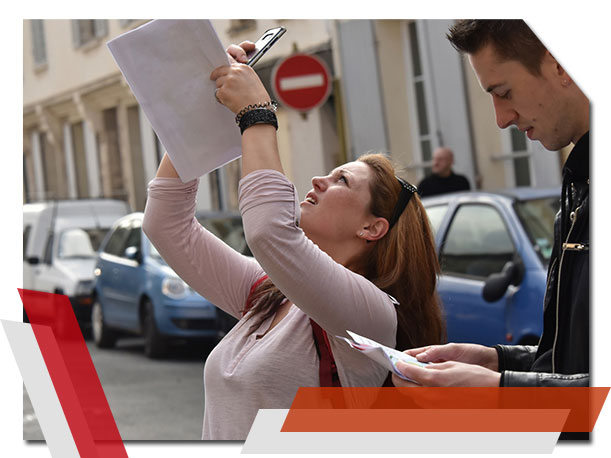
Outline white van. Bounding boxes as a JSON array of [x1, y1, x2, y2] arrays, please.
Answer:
[[23, 199, 130, 322]]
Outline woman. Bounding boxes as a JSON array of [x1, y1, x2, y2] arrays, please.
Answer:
[[142, 42, 445, 440]]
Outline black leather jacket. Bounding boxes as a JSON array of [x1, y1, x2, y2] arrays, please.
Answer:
[[494, 132, 589, 387]]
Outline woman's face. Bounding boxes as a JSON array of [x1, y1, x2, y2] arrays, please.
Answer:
[[299, 161, 375, 249]]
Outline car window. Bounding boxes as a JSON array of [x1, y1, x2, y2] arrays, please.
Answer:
[[424, 204, 448, 236], [103, 220, 132, 256], [23, 225, 31, 258], [84, 228, 109, 252], [122, 224, 142, 258], [514, 197, 559, 266], [440, 204, 515, 278], [58, 228, 96, 259], [43, 233, 54, 264]]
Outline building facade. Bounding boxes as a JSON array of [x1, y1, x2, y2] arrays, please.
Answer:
[[23, 19, 566, 212]]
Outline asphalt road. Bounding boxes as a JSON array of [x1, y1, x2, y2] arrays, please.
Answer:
[[23, 336, 212, 441]]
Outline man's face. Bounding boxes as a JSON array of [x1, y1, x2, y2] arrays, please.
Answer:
[[468, 44, 576, 151], [431, 149, 453, 176]]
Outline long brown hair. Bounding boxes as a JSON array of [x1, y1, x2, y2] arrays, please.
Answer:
[[244, 153, 446, 349]]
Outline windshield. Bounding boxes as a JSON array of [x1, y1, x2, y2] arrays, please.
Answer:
[[514, 197, 560, 266], [58, 228, 108, 259]]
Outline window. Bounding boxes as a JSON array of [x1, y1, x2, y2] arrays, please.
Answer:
[[208, 169, 222, 211], [103, 220, 131, 256], [71, 20, 108, 48], [23, 226, 32, 258], [71, 121, 90, 198], [122, 224, 142, 256], [30, 20, 47, 67], [119, 20, 136, 28], [43, 234, 54, 265], [227, 20, 256, 36], [103, 107, 126, 200], [58, 229, 95, 259], [424, 204, 448, 237], [440, 204, 515, 278], [39, 132, 63, 200], [127, 106, 147, 211], [58, 227, 107, 257], [154, 133, 164, 166], [509, 127, 531, 187], [514, 197, 560, 265], [406, 21, 436, 176]]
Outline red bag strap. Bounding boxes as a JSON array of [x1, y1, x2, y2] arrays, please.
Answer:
[[310, 319, 342, 387]]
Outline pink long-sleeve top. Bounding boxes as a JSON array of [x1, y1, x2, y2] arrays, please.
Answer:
[[142, 169, 397, 440]]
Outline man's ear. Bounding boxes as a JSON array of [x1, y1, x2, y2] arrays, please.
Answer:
[[362, 217, 390, 242], [544, 51, 572, 85]]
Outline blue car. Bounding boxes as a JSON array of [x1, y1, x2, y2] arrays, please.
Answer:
[[92, 212, 244, 358], [422, 188, 560, 347]]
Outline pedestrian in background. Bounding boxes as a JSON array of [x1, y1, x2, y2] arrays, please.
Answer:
[[418, 147, 471, 197], [394, 20, 589, 391], [143, 41, 445, 440]]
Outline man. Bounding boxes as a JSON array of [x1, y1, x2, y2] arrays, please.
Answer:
[[418, 147, 470, 197], [394, 20, 589, 389]]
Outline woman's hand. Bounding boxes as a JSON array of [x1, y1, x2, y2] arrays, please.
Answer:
[[211, 42, 271, 114], [226, 41, 255, 63]]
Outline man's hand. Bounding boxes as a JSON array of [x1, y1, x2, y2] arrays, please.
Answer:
[[406, 343, 499, 371], [392, 360, 501, 387]]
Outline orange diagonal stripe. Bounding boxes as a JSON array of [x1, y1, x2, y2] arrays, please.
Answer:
[[282, 408, 570, 432], [283, 387, 608, 433]]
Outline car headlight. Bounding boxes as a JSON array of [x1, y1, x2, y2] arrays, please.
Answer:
[[161, 277, 189, 299]]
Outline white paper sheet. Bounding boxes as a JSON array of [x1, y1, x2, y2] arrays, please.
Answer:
[[337, 330, 429, 382], [107, 20, 242, 182]]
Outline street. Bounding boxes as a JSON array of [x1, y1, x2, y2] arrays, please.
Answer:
[[23, 336, 211, 441]]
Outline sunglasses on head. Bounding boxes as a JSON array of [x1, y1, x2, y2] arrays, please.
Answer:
[[388, 176, 418, 229]]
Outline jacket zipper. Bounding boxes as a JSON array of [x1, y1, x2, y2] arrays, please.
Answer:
[[551, 202, 584, 373], [562, 242, 589, 251]]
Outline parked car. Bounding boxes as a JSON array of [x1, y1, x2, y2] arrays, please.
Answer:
[[92, 211, 246, 358], [23, 199, 130, 323], [422, 188, 560, 346]]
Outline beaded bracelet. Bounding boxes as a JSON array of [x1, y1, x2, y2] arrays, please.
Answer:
[[235, 100, 278, 125], [239, 108, 278, 134]]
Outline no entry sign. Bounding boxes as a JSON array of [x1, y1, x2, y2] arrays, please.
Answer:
[[272, 54, 332, 112]]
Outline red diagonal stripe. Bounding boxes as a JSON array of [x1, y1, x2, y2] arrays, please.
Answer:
[[19, 289, 128, 457]]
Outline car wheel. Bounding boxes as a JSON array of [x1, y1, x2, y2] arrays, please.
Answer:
[[92, 298, 117, 348], [142, 300, 167, 359]]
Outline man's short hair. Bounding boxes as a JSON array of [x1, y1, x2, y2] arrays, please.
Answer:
[[447, 20, 547, 76]]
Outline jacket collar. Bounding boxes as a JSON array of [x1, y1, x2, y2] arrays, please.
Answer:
[[563, 131, 589, 184]]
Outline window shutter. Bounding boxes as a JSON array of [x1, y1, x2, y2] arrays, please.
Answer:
[[94, 20, 108, 38], [30, 20, 47, 66], [71, 20, 82, 48]]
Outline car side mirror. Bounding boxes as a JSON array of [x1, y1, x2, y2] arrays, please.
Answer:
[[482, 259, 525, 302], [26, 256, 40, 265], [124, 246, 143, 264]]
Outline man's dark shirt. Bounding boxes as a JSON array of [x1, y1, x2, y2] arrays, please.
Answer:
[[418, 171, 471, 197]]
